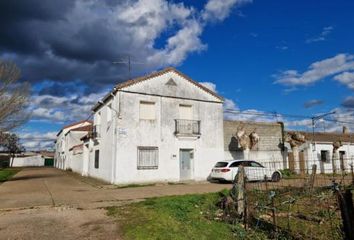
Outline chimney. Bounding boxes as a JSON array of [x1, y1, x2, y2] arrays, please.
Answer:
[[343, 126, 349, 134]]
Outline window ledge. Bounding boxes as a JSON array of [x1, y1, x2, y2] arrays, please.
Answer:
[[175, 133, 201, 140]]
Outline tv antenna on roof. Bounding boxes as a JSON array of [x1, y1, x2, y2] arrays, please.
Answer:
[[113, 55, 144, 80]]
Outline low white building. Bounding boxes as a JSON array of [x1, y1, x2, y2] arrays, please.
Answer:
[[54, 120, 92, 170], [82, 67, 224, 184], [1, 151, 55, 167], [286, 130, 354, 174]]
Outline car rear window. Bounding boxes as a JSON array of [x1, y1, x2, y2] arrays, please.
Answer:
[[214, 162, 228, 168]]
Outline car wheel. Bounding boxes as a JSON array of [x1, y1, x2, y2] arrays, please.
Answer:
[[271, 172, 281, 182]]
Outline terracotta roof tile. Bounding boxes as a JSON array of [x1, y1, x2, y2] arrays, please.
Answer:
[[57, 120, 93, 136], [287, 131, 354, 143], [63, 120, 92, 129], [69, 125, 93, 132]]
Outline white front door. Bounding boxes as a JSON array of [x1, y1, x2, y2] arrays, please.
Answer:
[[180, 149, 193, 180]]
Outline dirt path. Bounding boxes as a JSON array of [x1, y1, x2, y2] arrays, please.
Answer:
[[0, 167, 230, 239]]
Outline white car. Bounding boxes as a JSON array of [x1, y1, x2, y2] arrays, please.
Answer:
[[210, 160, 282, 182]]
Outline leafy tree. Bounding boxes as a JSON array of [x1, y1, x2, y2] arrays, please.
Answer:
[[0, 132, 25, 167]]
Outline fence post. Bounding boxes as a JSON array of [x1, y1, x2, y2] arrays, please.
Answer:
[[308, 164, 317, 192], [270, 191, 277, 233], [237, 166, 246, 218], [336, 189, 354, 240], [350, 164, 354, 186], [264, 175, 268, 192]]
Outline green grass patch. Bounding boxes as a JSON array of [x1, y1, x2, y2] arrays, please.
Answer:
[[0, 168, 20, 183], [106, 192, 268, 240]]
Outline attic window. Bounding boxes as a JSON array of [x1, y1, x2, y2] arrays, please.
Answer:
[[166, 78, 177, 86]]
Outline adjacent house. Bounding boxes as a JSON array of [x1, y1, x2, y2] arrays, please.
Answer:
[[223, 120, 286, 170], [286, 129, 354, 174], [81, 67, 224, 184], [54, 120, 92, 170]]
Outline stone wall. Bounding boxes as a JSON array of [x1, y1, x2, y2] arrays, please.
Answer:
[[224, 120, 284, 151], [224, 120, 285, 167]]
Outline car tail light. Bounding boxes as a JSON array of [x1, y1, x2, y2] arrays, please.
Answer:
[[221, 168, 230, 172]]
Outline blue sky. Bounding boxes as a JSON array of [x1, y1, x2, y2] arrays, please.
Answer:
[[1, 0, 353, 149], [181, 0, 354, 113]]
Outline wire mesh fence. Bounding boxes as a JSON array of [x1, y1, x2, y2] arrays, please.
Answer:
[[220, 158, 354, 239]]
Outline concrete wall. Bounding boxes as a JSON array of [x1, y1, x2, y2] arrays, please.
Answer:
[[223, 120, 285, 169], [12, 155, 44, 167], [86, 71, 224, 184]]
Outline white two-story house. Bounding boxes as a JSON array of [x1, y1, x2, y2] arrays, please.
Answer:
[[81, 67, 224, 184], [55, 120, 92, 170]]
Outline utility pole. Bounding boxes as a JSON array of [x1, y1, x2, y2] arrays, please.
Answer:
[[311, 111, 336, 151]]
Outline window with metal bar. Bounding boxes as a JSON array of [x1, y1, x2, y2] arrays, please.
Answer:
[[137, 147, 158, 169]]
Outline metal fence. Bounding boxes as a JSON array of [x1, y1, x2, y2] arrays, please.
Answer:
[[175, 119, 201, 135], [222, 158, 354, 239]]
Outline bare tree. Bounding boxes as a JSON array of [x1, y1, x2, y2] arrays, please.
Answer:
[[0, 60, 30, 131]]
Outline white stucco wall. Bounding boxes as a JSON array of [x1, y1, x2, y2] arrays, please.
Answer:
[[302, 142, 354, 174], [69, 151, 84, 174], [114, 94, 224, 184], [54, 121, 91, 170], [65, 132, 89, 170], [12, 155, 44, 167], [85, 99, 115, 182], [86, 70, 224, 184]]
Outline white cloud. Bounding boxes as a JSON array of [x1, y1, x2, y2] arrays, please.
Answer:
[[334, 72, 354, 90], [148, 20, 206, 66], [274, 53, 354, 87], [32, 108, 66, 122], [17, 131, 57, 150], [1, 0, 252, 88], [203, 81, 354, 133], [303, 99, 324, 108], [199, 82, 217, 93], [29, 91, 107, 123], [306, 26, 333, 43], [202, 0, 252, 22], [341, 96, 354, 108]]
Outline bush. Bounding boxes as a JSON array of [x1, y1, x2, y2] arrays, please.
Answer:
[[280, 169, 295, 177]]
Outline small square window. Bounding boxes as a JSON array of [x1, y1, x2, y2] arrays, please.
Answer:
[[320, 150, 328, 162], [137, 147, 158, 169], [139, 101, 156, 120]]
